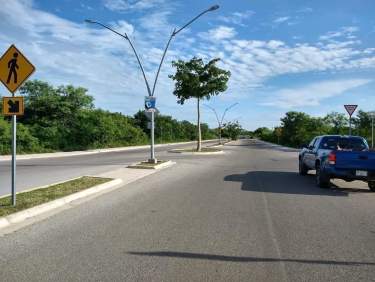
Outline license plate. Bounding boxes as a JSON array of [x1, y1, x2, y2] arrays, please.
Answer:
[[356, 170, 368, 177]]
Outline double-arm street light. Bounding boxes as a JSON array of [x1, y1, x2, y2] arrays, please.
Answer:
[[204, 103, 239, 144], [85, 4, 219, 163]]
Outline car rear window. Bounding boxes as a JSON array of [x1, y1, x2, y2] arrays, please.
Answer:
[[320, 137, 368, 151]]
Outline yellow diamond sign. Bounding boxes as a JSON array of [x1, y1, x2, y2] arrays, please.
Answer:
[[0, 44, 35, 93]]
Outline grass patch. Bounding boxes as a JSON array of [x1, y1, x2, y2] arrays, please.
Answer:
[[172, 147, 222, 153], [0, 176, 112, 217]]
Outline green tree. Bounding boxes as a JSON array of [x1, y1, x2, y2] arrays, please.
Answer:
[[133, 110, 149, 136], [169, 57, 230, 151], [222, 121, 243, 140], [353, 110, 371, 143], [324, 112, 348, 135], [254, 127, 274, 142]]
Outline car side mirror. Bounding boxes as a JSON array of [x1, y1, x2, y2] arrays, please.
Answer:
[[301, 144, 308, 149]]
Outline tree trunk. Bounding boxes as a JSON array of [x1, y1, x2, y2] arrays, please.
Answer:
[[197, 97, 202, 151]]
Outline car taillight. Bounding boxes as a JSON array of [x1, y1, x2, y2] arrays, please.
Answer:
[[328, 152, 336, 165]]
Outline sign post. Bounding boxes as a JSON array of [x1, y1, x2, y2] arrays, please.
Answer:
[[0, 45, 35, 206], [144, 96, 157, 163], [344, 105, 358, 136]]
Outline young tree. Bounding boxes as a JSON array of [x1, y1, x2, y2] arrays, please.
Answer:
[[222, 120, 243, 140], [169, 57, 230, 151]]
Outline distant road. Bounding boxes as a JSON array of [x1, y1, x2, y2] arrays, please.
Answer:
[[0, 140, 217, 196], [0, 139, 374, 281]]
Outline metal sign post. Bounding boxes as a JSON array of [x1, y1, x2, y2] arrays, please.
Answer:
[[145, 96, 157, 163], [344, 105, 358, 136], [11, 108, 16, 205], [2, 96, 25, 205], [0, 45, 35, 206]]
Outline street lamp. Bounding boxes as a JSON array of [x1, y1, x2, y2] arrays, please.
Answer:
[[85, 5, 219, 163], [204, 103, 239, 144]]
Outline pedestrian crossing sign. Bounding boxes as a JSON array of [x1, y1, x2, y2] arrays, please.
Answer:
[[0, 45, 35, 93], [2, 96, 24, 116]]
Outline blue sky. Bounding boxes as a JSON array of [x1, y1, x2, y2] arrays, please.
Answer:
[[1, 0, 375, 130]]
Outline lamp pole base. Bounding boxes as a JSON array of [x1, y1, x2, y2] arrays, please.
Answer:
[[148, 158, 158, 164]]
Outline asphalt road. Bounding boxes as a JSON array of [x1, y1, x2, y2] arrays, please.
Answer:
[[0, 141, 217, 196], [0, 139, 374, 281]]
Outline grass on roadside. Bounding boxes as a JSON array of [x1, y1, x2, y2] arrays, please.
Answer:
[[0, 176, 112, 217]]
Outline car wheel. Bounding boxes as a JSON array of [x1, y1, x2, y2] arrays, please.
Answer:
[[368, 181, 375, 192], [316, 164, 330, 188], [299, 159, 308, 175]]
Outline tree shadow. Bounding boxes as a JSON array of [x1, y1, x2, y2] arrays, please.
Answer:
[[127, 251, 375, 266], [224, 171, 372, 197], [247, 141, 299, 152], [225, 140, 299, 152]]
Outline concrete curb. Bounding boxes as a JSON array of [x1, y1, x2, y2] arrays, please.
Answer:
[[128, 160, 176, 170], [169, 149, 224, 155], [0, 178, 122, 230], [0, 140, 219, 162]]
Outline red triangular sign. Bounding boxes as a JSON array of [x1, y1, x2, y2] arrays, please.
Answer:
[[344, 105, 358, 117]]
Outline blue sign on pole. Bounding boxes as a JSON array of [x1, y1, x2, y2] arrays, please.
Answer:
[[145, 96, 156, 112]]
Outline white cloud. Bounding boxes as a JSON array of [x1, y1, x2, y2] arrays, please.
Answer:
[[103, 0, 165, 11], [273, 16, 290, 24], [218, 10, 255, 26], [199, 26, 237, 41], [320, 26, 359, 41], [261, 79, 371, 108], [297, 7, 313, 13]]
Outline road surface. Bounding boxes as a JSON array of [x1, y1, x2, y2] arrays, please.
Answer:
[[0, 139, 374, 281], [0, 141, 217, 196]]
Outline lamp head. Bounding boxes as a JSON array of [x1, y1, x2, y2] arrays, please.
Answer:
[[84, 19, 95, 24], [208, 4, 219, 11]]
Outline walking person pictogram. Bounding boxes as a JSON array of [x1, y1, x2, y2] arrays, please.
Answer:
[[7, 52, 19, 84]]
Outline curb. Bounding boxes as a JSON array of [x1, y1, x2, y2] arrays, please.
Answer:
[[0, 140, 219, 162], [0, 178, 123, 230], [128, 160, 176, 170], [169, 150, 224, 155]]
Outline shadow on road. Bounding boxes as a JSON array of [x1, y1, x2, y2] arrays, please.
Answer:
[[224, 171, 371, 196], [128, 251, 375, 266]]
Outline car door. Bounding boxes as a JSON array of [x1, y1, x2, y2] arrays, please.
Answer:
[[310, 137, 321, 168], [304, 138, 317, 169]]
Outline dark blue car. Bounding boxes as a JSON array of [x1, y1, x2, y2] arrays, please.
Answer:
[[299, 135, 375, 191]]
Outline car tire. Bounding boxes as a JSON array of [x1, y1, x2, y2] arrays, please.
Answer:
[[368, 181, 375, 192], [299, 159, 308, 175], [316, 164, 330, 188]]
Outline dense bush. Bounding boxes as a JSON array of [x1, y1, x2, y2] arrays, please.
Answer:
[[0, 80, 218, 154], [254, 110, 374, 148]]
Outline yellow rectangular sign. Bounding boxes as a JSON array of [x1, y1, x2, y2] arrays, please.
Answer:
[[0, 45, 35, 93], [2, 96, 24, 116]]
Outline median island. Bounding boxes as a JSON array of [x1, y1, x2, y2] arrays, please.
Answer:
[[0, 176, 112, 217], [170, 147, 222, 153]]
